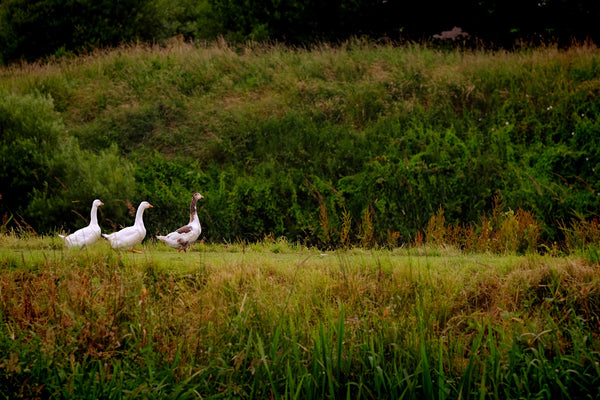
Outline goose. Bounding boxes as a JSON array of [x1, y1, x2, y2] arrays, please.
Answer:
[[157, 192, 204, 252], [59, 199, 104, 249], [102, 201, 153, 252]]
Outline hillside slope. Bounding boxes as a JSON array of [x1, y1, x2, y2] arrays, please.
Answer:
[[1, 40, 599, 248]]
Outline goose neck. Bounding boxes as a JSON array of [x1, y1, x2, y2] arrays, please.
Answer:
[[135, 206, 147, 226], [90, 204, 99, 226], [188, 199, 199, 224]]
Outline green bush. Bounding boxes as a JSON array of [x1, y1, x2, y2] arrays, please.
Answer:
[[27, 141, 136, 233], [133, 152, 210, 237], [0, 90, 136, 233], [0, 90, 63, 221]]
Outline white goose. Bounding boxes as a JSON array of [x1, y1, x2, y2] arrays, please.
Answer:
[[59, 199, 104, 249], [157, 193, 204, 252], [102, 201, 153, 252]]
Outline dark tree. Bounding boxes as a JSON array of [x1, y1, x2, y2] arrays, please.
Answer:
[[0, 0, 160, 63]]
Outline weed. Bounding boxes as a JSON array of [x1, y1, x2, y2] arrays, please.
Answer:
[[425, 206, 446, 246], [340, 208, 352, 249], [359, 207, 374, 249], [561, 215, 600, 255]]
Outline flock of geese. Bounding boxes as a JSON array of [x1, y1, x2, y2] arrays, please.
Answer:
[[58, 193, 204, 253]]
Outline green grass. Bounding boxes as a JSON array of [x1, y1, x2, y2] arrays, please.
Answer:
[[2, 41, 600, 245], [1, 234, 599, 398]]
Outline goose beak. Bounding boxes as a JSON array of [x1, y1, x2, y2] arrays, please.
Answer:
[[148, 204, 154, 208], [100, 202, 104, 206]]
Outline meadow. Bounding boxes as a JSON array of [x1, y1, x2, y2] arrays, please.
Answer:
[[1, 233, 599, 399]]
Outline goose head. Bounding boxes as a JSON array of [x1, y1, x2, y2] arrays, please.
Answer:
[[190, 193, 204, 215]]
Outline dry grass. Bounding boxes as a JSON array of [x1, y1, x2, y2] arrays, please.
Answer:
[[2, 237, 598, 348]]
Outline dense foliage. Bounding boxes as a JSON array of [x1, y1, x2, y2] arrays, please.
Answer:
[[1, 0, 599, 64], [1, 42, 599, 249], [0, 89, 136, 234]]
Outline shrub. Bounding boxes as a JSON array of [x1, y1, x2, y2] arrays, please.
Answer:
[[0, 90, 63, 225], [27, 142, 136, 233], [0, 90, 137, 233]]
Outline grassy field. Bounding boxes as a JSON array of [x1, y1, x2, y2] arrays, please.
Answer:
[[1, 234, 599, 399]]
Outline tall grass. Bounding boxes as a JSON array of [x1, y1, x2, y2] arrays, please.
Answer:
[[1, 235, 599, 398]]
